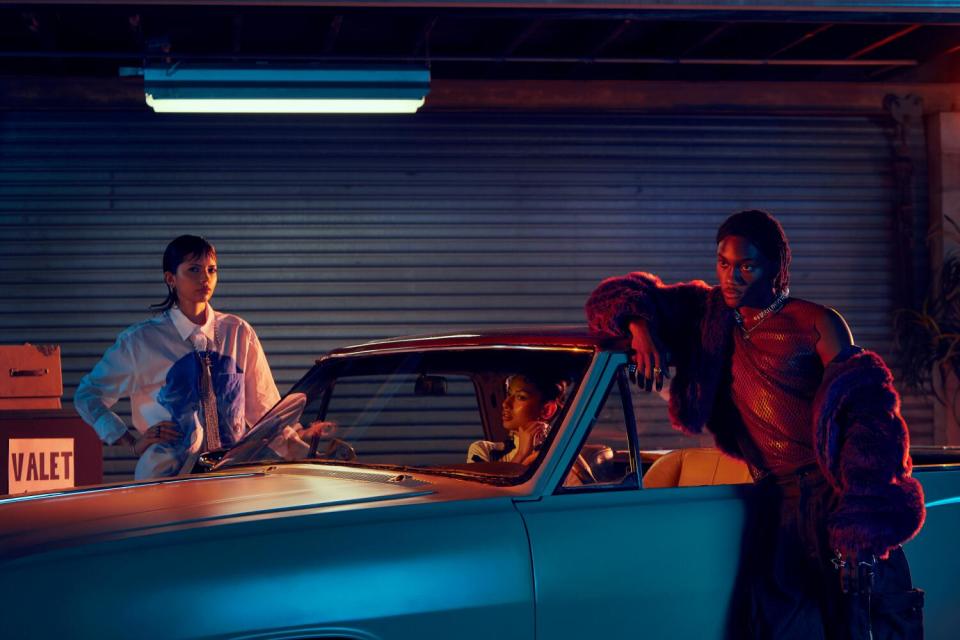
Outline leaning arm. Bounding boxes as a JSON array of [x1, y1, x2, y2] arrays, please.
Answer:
[[585, 272, 710, 339]]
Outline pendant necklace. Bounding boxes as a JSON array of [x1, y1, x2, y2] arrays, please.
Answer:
[[734, 288, 790, 340]]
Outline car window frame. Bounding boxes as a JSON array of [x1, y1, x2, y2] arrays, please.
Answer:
[[553, 357, 641, 495], [221, 345, 597, 486]]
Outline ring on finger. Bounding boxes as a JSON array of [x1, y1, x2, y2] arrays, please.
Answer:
[[653, 367, 662, 376]]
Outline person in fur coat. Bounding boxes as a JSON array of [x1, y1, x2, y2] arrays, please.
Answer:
[[585, 209, 924, 639]]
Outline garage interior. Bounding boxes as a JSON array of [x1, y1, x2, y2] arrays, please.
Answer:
[[2, 1, 960, 481]]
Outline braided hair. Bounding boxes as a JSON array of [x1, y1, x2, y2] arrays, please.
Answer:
[[716, 209, 791, 294]]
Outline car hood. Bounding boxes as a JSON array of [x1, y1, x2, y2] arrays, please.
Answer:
[[0, 465, 442, 560]]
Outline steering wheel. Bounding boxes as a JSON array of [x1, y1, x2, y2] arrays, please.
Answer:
[[322, 438, 357, 462], [570, 453, 598, 485], [309, 433, 357, 462]]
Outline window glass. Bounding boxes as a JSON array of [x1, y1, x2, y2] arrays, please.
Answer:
[[562, 373, 635, 489], [624, 366, 752, 489], [216, 348, 592, 485], [323, 373, 482, 466]]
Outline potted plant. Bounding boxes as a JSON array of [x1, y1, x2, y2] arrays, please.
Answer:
[[894, 216, 960, 427]]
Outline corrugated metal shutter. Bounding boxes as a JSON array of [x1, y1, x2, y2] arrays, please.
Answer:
[[0, 111, 931, 478]]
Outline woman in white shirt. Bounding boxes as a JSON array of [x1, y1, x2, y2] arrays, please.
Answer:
[[467, 372, 567, 465], [74, 235, 281, 480]]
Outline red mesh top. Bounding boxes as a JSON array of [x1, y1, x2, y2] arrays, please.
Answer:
[[729, 301, 823, 477]]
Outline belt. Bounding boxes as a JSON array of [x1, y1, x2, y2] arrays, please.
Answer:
[[757, 463, 822, 487]]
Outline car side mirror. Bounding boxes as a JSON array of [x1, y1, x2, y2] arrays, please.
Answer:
[[415, 374, 447, 396]]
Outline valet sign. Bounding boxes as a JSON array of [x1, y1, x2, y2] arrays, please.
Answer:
[[8, 438, 75, 494]]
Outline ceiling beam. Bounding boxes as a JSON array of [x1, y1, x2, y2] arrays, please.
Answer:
[[847, 24, 921, 59], [13, 75, 960, 114], [569, 18, 635, 76], [501, 19, 544, 58], [680, 23, 732, 57], [323, 15, 344, 54], [934, 43, 960, 57], [767, 24, 832, 58], [426, 78, 960, 112], [413, 16, 439, 55], [0, 49, 918, 67], [588, 18, 633, 58], [8, 5, 960, 27], [10, 0, 960, 18], [878, 37, 960, 80]]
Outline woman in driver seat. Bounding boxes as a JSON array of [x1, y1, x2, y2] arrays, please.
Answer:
[[467, 372, 567, 465]]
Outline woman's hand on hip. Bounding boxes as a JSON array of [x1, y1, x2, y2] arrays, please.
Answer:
[[134, 421, 180, 456]]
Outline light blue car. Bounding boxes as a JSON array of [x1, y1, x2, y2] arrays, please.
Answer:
[[2, 328, 958, 639]]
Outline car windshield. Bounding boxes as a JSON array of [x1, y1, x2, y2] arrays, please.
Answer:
[[215, 346, 593, 483]]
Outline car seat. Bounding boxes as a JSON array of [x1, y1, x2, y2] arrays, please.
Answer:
[[642, 447, 752, 488]]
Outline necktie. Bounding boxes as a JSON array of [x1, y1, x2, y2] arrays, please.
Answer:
[[194, 334, 221, 451]]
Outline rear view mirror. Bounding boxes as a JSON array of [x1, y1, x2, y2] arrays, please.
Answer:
[[415, 374, 447, 396]]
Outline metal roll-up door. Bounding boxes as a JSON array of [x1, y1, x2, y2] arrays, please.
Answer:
[[0, 111, 931, 479]]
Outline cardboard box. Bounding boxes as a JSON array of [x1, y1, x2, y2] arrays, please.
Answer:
[[0, 344, 63, 410]]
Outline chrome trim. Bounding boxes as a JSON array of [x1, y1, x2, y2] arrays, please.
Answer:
[[0, 472, 260, 505], [343, 333, 482, 348], [318, 343, 596, 362]]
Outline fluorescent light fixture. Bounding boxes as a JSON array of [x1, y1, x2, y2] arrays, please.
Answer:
[[143, 65, 429, 114]]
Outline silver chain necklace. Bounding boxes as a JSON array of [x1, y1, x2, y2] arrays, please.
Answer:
[[733, 287, 790, 340]]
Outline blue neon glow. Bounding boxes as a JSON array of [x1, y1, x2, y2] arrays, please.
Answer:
[[925, 496, 960, 508]]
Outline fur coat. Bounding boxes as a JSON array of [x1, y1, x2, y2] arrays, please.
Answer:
[[586, 271, 925, 558]]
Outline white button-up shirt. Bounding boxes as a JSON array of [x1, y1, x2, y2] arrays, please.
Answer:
[[74, 305, 281, 479]]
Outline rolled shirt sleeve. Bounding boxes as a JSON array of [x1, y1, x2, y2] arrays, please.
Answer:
[[73, 333, 135, 444]]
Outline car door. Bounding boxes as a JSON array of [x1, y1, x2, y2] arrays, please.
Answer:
[[515, 356, 753, 639]]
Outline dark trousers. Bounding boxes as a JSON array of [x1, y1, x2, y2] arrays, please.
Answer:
[[732, 468, 922, 640]]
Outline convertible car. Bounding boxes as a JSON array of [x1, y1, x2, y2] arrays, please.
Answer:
[[1, 328, 958, 639]]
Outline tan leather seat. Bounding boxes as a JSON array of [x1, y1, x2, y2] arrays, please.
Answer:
[[642, 447, 753, 488]]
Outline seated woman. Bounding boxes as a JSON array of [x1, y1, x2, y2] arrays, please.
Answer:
[[467, 372, 567, 465]]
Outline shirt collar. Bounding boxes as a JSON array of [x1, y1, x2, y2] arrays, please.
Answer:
[[168, 304, 216, 342]]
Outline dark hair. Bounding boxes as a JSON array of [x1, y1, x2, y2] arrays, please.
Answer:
[[150, 235, 217, 312], [715, 209, 791, 293], [506, 372, 570, 408]]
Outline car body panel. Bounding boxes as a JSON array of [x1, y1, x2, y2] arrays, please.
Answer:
[[0, 467, 459, 560], [517, 484, 749, 639], [895, 468, 960, 640], [3, 482, 535, 640]]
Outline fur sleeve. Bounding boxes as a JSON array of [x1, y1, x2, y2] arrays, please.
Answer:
[[813, 349, 926, 558], [584, 272, 711, 342]]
